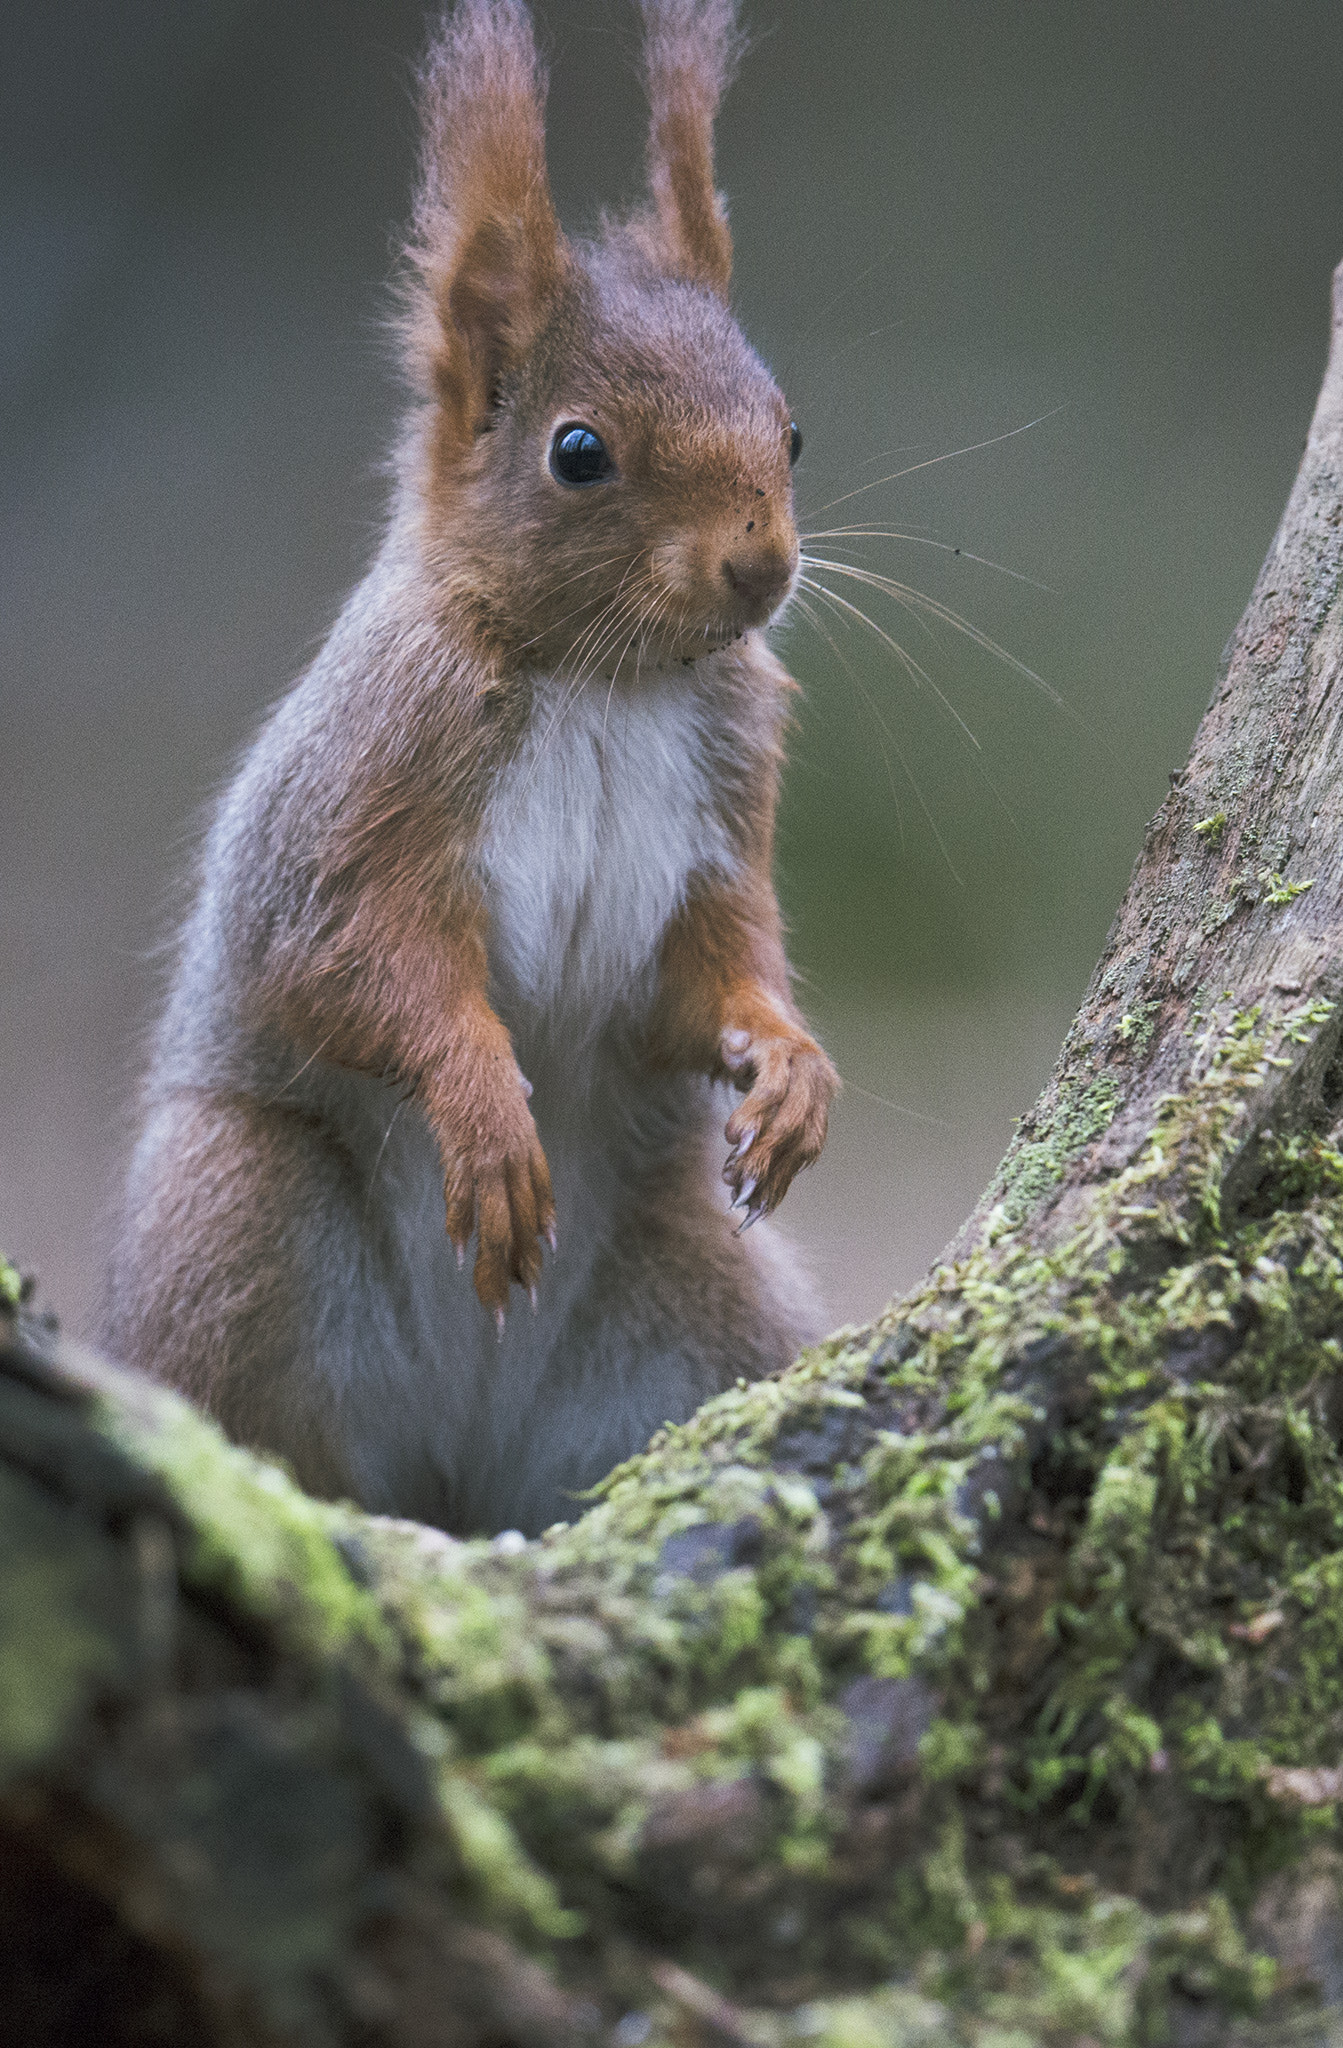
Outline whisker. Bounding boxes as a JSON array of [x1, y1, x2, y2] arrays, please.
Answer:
[[364, 1099, 408, 1221], [496, 583, 647, 832], [801, 529, 1053, 592], [771, 239, 899, 389], [629, 589, 666, 680], [801, 581, 964, 882], [802, 561, 945, 660], [800, 573, 1028, 852], [583, 578, 656, 688], [494, 587, 648, 829], [802, 556, 1067, 713], [597, 594, 658, 753], [558, 566, 648, 687], [601, 587, 663, 718], [510, 550, 655, 695], [562, 601, 622, 685], [612, 594, 667, 742], [502, 673, 589, 825], [512, 554, 634, 654], [804, 407, 1066, 519], [600, 670, 620, 752], [565, 599, 640, 696], [800, 572, 980, 749], [820, 316, 908, 372], [842, 1078, 954, 1130], [853, 443, 929, 470], [791, 589, 906, 851], [802, 560, 950, 674], [566, 608, 644, 794], [259, 1030, 339, 1108]]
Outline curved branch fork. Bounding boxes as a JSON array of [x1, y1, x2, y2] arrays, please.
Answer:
[[963, 259, 1343, 1255]]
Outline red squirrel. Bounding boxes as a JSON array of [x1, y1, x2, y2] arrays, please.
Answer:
[[105, 0, 839, 1536]]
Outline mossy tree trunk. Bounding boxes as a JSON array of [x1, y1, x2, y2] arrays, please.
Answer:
[[5, 265, 1343, 2048]]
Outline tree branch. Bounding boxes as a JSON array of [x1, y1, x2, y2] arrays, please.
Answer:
[[5, 262, 1343, 2048]]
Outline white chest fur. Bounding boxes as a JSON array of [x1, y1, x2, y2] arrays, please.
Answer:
[[477, 670, 737, 1032]]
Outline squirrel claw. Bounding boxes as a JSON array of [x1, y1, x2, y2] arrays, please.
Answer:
[[544, 1222, 558, 1254], [494, 1305, 506, 1342], [528, 1285, 538, 1315], [734, 1196, 768, 1235], [722, 1129, 757, 1180], [731, 1176, 757, 1212]]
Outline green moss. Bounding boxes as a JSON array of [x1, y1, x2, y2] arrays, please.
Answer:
[[1259, 870, 1316, 907], [732, 1844, 1280, 2045], [621, 1864, 1289, 2047], [467, 991, 1343, 2025], [922, 1007, 1343, 1902], [437, 1772, 584, 1938], [0, 1257, 21, 1312], [0, 1463, 129, 1783], [1116, 1002, 1159, 1055], [1194, 810, 1229, 845], [909, 1855, 1274, 2046], [96, 1379, 391, 1662], [990, 1074, 1123, 1229]]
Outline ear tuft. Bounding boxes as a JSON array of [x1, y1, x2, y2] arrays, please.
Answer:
[[406, 2, 564, 453], [635, 0, 744, 300]]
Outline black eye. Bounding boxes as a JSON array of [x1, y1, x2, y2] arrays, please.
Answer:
[[788, 421, 802, 466], [550, 423, 613, 487]]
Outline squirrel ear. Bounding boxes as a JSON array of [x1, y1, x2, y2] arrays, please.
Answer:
[[408, 1, 564, 452], [635, 0, 744, 301]]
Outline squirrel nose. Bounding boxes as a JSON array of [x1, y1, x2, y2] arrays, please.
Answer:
[[722, 547, 796, 622]]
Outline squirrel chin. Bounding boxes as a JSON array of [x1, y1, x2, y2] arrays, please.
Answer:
[[682, 630, 751, 664], [538, 638, 753, 687], [571, 630, 759, 683]]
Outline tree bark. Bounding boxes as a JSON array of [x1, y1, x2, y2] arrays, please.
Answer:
[[4, 263, 1343, 2048]]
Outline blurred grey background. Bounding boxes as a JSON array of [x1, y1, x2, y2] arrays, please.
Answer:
[[3, 0, 1341, 1340]]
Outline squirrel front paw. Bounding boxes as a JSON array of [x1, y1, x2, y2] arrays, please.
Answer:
[[442, 1100, 556, 1328], [720, 1023, 838, 1227]]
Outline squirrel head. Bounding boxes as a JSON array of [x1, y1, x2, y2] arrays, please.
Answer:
[[400, 0, 799, 679]]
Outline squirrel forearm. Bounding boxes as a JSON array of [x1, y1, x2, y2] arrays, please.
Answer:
[[649, 877, 812, 1075], [649, 876, 838, 1222], [253, 876, 552, 1309], [254, 879, 489, 1095], [246, 839, 552, 1302]]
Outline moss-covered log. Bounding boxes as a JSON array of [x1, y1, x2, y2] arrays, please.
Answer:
[[6, 262, 1343, 2047]]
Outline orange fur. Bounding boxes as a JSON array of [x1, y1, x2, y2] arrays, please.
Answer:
[[260, 888, 554, 1314], [633, 0, 743, 297], [651, 872, 839, 1218], [407, 0, 568, 460]]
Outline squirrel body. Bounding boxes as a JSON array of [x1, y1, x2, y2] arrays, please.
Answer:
[[106, 0, 838, 1534]]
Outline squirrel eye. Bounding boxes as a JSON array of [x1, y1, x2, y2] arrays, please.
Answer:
[[788, 421, 802, 466], [550, 424, 613, 487]]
